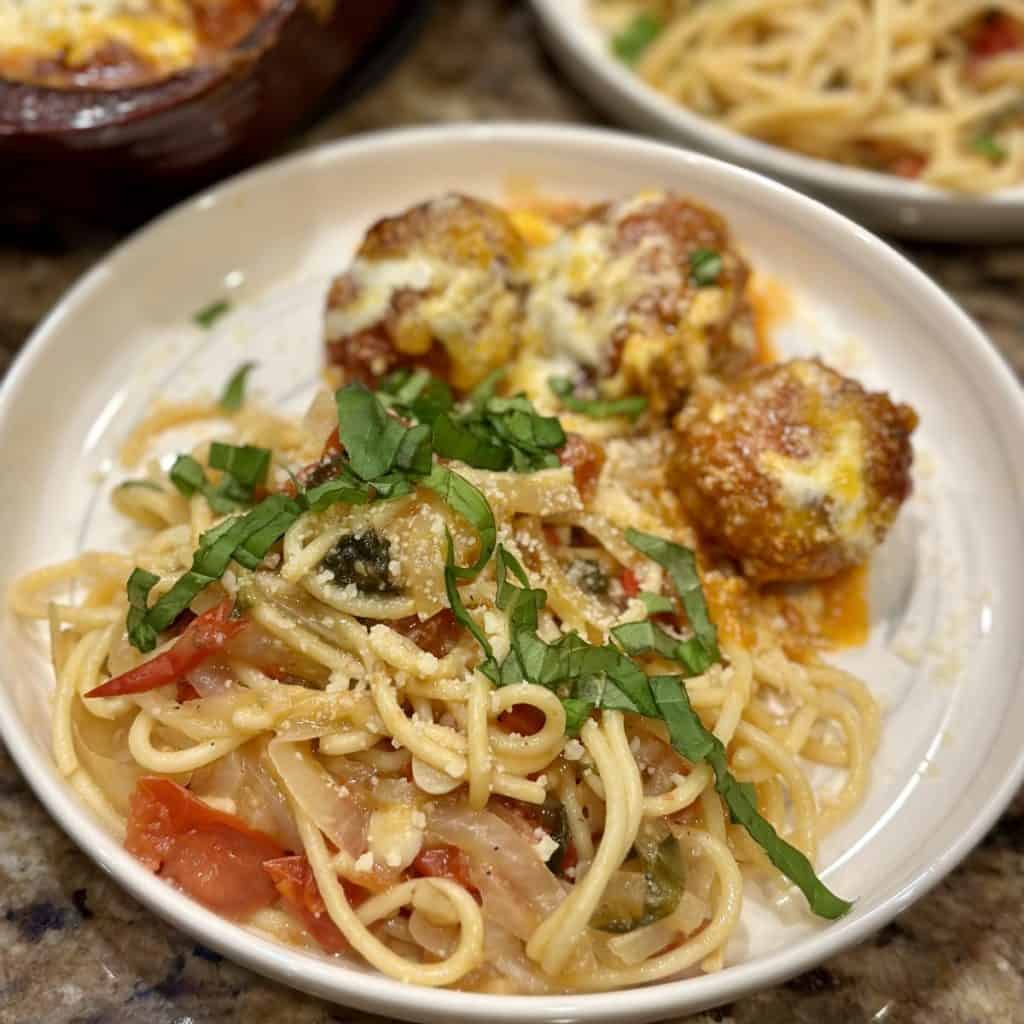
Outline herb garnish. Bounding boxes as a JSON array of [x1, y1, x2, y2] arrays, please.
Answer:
[[219, 362, 256, 412], [972, 133, 1007, 162], [194, 299, 231, 328], [650, 675, 850, 918], [548, 377, 648, 421], [638, 591, 675, 616], [625, 528, 719, 673], [592, 826, 683, 932], [612, 12, 662, 64], [116, 479, 163, 493], [127, 493, 306, 651], [453, 539, 850, 920], [169, 443, 271, 515], [434, 371, 566, 472], [377, 368, 454, 426], [128, 383, 494, 651], [375, 367, 567, 473], [689, 248, 723, 287]]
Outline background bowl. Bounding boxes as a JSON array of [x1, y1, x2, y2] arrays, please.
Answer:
[[0, 0, 405, 222], [1, 124, 1023, 1022], [530, 0, 1024, 242]]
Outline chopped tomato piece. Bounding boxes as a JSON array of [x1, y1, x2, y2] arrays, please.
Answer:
[[321, 426, 342, 459], [412, 845, 477, 895], [971, 13, 1023, 59], [87, 600, 246, 699], [543, 524, 563, 547], [561, 841, 579, 875], [389, 609, 463, 658], [619, 568, 640, 599], [264, 854, 365, 954], [497, 703, 546, 736], [890, 153, 926, 179], [282, 427, 346, 498], [125, 777, 284, 917], [559, 433, 605, 499], [176, 680, 201, 703]]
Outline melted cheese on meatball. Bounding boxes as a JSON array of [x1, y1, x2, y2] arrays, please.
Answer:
[[324, 195, 525, 391]]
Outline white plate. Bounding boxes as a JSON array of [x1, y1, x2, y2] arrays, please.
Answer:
[[1, 124, 1023, 1023], [530, 0, 1024, 242]]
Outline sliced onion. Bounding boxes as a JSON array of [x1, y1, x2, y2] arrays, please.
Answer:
[[484, 923, 560, 995], [408, 908, 458, 960], [427, 802, 564, 941], [226, 623, 330, 688], [190, 737, 301, 850], [72, 702, 183, 815], [412, 756, 461, 795], [185, 661, 236, 698], [269, 738, 368, 858]]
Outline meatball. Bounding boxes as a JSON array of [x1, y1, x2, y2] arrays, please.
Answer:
[[673, 359, 918, 582], [523, 191, 756, 415], [324, 194, 526, 391]]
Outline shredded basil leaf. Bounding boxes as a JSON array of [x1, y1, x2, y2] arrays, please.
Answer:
[[168, 454, 206, 497], [116, 479, 163, 493], [125, 568, 160, 652], [650, 675, 852, 919], [592, 830, 683, 932], [208, 442, 271, 490], [432, 413, 510, 471], [378, 368, 454, 426], [465, 368, 506, 413], [625, 529, 719, 673], [219, 362, 255, 412], [483, 546, 661, 715], [443, 391, 565, 473], [548, 377, 648, 421], [612, 619, 686, 664], [731, 780, 758, 824], [169, 454, 251, 514], [442, 528, 498, 678], [973, 133, 1007, 161], [561, 697, 594, 736], [689, 249, 723, 286], [302, 465, 375, 511], [423, 465, 496, 579], [537, 798, 573, 877], [612, 12, 662, 64], [336, 383, 410, 481], [639, 591, 675, 616], [194, 299, 231, 328], [129, 494, 307, 650], [169, 445, 271, 514], [367, 368, 564, 474]]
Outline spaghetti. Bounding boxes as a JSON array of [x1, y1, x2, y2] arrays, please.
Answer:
[[594, 1, 1024, 193], [8, 192, 901, 994]]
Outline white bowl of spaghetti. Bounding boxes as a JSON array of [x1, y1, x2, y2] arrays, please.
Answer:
[[2, 124, 1024, 1021], [531, 0, 1024, 241]]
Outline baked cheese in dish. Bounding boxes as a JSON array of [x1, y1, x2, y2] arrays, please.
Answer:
[[0, 0, 273, 88]]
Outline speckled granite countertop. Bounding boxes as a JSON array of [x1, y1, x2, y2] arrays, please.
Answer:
[[1, 3, 1023, 1022]]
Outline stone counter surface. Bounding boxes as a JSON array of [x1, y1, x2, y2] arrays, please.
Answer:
[[1, 3, 1022, 1022]]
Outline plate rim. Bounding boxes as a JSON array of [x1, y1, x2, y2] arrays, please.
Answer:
[[528, 0, 1024, 214], [2, 121, 1024, 1023]]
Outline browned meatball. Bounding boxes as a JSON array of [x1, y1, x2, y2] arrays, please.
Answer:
[[673, 359, 918, 582], [324, 194, 525, 391], [523, 191, 756, 415]]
